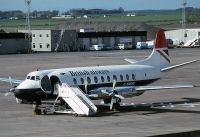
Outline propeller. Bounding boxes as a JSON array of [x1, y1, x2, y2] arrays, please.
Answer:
[[101, 80, 124, 110], [4, 76, 15, 96]]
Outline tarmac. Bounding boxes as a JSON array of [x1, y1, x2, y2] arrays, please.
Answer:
[[0, 48, 200, 137]]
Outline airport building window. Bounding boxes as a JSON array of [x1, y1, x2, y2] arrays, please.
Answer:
[[107, 76, 110, 82], [113, 75, 117, 81], [33, 43, 36, 48], [126, 74, 129, 80], [132, 74, 135, 80], [94, 76, 98, 83], [40, 43, 42, 48], [80, 78, 84, 84], [120, 75, 123, 81], [101, 76, 104, 83], [87, 77, 91, 84], [73, 78, 77, 85], [46, 34, 49, 37], [46, 43, 50, 48], [32, 34, 35, 37], [39, 34, 42, 37]]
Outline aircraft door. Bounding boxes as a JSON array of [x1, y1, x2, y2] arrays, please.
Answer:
[[40, 75, 52, 94]]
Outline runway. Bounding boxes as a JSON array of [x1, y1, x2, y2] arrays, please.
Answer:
[[0, 48, 200, 137]]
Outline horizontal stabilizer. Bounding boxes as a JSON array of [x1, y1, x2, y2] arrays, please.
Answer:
[[136, 85, 194, 91], [0, 77, 22, 84], [161, 59, 199, 72], [124, 58, 137, 64]]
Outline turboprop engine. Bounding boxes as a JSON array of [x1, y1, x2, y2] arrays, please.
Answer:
[[88, 86, 145, 100]]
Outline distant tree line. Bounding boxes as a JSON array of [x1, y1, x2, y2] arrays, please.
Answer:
[[0, 7, 200, 23], [69, 7, 124, 15], [0, 10, 59, 19], [186, 8, 200, 23]]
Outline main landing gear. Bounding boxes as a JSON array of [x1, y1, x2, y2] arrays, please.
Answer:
[[111, 98, 121, 111], [33, 100, 42, 115]]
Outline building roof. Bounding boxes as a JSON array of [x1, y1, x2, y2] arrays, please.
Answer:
[[78, 31, 147, 38], [0, 33, 26, 39]]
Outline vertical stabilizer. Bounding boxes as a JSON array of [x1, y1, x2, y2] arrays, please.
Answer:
[[135, 30, 170, 69]]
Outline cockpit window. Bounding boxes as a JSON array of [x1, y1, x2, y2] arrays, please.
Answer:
[[31, 76, 35, 80], [36, 76, 40, 80], [27, 76, 30, 79]]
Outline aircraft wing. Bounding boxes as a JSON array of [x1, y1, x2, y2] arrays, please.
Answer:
[[135, 85, 195, 91], [0, 77, 23, 84]]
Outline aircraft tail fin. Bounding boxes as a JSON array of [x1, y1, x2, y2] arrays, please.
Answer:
[[134, 30, 170, 69]]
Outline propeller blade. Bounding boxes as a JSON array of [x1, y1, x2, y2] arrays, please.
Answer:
[[15, 98, 22, 104], [110, 98, 114, 110], [114, 94, 125, 100], [112, 80, 116, 90], [9, 76, 13, 87], [4, 92, 11, 96]]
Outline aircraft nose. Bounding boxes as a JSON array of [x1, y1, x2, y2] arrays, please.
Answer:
[[13, 89, 24, 99]]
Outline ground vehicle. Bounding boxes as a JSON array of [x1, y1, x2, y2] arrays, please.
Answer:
[[88, 44, 104, 51], [115, 43, 132, 50]]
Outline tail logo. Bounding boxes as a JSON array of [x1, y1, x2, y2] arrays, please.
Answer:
[[157, 49, 170, 63]]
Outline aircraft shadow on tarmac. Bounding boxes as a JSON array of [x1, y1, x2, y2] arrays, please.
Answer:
[[94, 98, 200, 117]]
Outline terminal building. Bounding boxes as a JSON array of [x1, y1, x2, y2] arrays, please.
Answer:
[[22, 29, 147, 52], [78, 31, 147, 50], [0, 32, 30, 54]]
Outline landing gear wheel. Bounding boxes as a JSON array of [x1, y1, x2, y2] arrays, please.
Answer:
[[33, 101, 42, 115], [113, 103, 120, 111], [34, 108, 41, 115]]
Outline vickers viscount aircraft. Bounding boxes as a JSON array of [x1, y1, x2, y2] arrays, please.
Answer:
[[0, 30, 198, 115]]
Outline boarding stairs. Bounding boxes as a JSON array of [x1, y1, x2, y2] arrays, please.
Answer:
[[54, 29, 65, 52], [184, 36, 199, 47], [53, 83, 97, 116]]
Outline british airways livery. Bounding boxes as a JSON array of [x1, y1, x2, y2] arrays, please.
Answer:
[[0, 30, 198, 115]]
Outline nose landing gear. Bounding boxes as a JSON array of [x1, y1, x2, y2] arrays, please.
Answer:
[[33, 100, 42, 115]]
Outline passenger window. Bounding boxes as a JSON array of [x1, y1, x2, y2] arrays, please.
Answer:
[[101, 76, 104, 83], [113, 75, 117, 81], [94, 76, 98, 83], [120, 75, 123, 81], [31, 76, 35, 80], [73, 78, 77, 85], [107, 76, 110, 82], [126, 74, 129, 80], [132, 74, 135, 80], [87, 77, 91, 84], [80, 78, 84, 84], [36, 76, 40, 80]]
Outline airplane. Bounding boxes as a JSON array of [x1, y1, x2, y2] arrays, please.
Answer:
[[0, 30, 198, 115]]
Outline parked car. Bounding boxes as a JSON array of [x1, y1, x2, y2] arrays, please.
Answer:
[[88, 44, 104, 51], [136, 41, 153, 49], [115, 43, 132, 50]]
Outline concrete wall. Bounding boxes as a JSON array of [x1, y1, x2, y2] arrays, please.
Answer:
[[0, 39, 28, 54]]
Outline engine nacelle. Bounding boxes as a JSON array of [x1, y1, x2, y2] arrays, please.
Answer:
[[115, 86, 144, 98], [89, 86, 145, 99]]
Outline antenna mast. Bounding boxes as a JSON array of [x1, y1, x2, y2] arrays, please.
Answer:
[[25, 0, 32, 53], [25, 0, 31, 32], [182, 0, 187, 43]]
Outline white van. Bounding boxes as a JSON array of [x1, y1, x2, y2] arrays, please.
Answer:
[[88, 44, 104, 51]]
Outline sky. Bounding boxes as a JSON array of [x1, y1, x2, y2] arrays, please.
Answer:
[[0, 0, 199, 11]]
